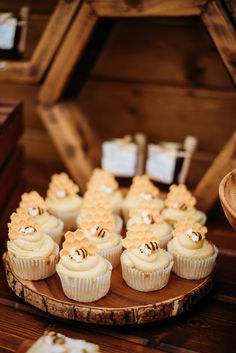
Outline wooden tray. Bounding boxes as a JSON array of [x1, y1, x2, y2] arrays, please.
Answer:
[[3, 253, 214, 325]]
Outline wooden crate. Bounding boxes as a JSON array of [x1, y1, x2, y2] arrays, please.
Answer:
[[0, 99, 23, 168]]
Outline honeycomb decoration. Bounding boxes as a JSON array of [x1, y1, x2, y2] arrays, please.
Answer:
[[165, 184, 196, 210], [8, 211, 39, 240], [47, 173, 79, 201], [18, 191, 47, 216]]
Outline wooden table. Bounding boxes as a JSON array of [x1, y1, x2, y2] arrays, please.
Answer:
[[0, 164, 235, 353]]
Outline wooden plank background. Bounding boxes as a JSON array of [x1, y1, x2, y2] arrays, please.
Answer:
[[0, 3, 235, 186]]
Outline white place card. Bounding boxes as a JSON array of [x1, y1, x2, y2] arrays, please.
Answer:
[[146, 144, 177, 184], [102, 140, 137, 177], [0, 14, 17, 50]]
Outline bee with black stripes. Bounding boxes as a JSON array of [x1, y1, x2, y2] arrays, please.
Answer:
[[140, 241, 159, 255], [94, 225, 107, 238]]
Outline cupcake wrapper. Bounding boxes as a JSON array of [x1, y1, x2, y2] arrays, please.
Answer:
[[167, 243, 218, 280], [57, 261, 112, 302], [97, 237, 123, 268], [42, 219, 64, 245], [113, 215, 123, 234], [48, 208, 80, 231], [121, 254, 173, 292], [8, 247, 59, 281], [156, 231, 173, 249]]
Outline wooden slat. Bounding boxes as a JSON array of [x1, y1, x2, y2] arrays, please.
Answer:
[[0, 148, 24, 213], [38, 2, 98, 105], [0, 305, 163, 353], [91, 19, 233, 89], [0, 0, 80, 83], [0, 1, 57, 13], [37, 103, 94, 193], [194, 131, 236, 212], [0, 100, 23, 168], [78, 79, 236, 154], [202, 0, 236, 85], [90, 0, 207, 17]]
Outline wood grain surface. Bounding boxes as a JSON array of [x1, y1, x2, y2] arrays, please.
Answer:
[[3, 252, 214, 325], [0, 170, 235, 352]]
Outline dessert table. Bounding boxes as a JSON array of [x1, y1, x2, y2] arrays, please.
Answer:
[[0, 164, 235, 353]]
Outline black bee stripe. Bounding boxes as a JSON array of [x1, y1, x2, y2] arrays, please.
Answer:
[[145, 243, 152, 251]]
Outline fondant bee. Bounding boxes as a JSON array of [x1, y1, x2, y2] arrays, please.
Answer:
[[140, 241, 159, 254], [179, 202, 187, 210], [94, 226, 107, 238], [76, 248, 88, 258], [190, 231, 202, 242]]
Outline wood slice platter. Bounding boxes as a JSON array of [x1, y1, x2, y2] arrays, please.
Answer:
[[3, 252, 214, 325]]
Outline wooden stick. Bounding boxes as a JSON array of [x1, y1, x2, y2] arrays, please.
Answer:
[[134, 133, 147, 175], [178, 135, 198, 184]]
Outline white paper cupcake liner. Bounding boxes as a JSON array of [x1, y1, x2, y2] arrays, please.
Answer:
[[8, 246, 59, 281], [57, 261, 112, 302], [156, 231, 173, 249], [48, 208, 80, 231], [97, 237, 123, 268], [121, 253, 173, 292], [42, 219, 64, 245], [167, 242, 218, 280], [113, 215, 123, 234]]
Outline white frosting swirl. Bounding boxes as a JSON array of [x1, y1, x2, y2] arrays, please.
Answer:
[[170, 233, 214, 259], [7, 231, 57, 259], [35, 212, 62, 233], [124, 196, 164, 213], [85, 229, 121, 250], [121, 248, 170, 272], [161, 207, 204, 224], [46, 195, 82, 212], [56, 254, 109, 279]]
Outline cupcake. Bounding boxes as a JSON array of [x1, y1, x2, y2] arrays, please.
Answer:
[[56, 229, 112, 302], [79, 207, 123, 267], [77, 190, 123, 234], [86, 168, 123, 214], [46, 173, 82, 231], [121, 228, 173, 291], [127, 200, 173, 248], [18, 191, 64, 245], [122, 175, 164, 222], [7, 212, 59, 280], [161, 184, 206, 225], [26, 330, 100, 353], [167, 219, 218, 279]]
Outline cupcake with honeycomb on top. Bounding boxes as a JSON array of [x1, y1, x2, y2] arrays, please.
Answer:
[[161, 184, 206, 225], [18, 191, 64, 245], [167, 219, 218, 279], [86, 168, 123, 214], [77, 190, 123, 234], [121, 227, 173, 291], [127, 200, 172, 249], [45, 173, 82, 231], [7, 211, 59, 280], [79, 206, 123, 267], [26, 330, 100, 353], [56, 229, 112, 302], [122, 174, 164, 222]]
